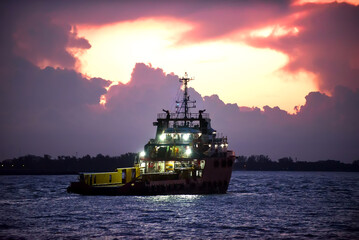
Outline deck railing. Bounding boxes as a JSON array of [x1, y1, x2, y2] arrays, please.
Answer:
[[157, 112, 209, 119]]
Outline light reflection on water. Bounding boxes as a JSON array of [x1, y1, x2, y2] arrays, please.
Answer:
[[144, 194, 202, 203], [0, 171, 359, 239]]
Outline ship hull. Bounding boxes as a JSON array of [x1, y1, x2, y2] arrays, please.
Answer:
[[67, 156, 234, 196]]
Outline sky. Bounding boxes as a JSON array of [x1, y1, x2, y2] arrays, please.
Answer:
[[0, 0, 359, 162]]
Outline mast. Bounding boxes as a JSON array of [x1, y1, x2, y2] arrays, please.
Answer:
[[177, 72, 196, 125]]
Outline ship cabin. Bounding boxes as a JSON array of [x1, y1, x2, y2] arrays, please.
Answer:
[[138, 110, 229, 177], [138, 73, 231, 180]]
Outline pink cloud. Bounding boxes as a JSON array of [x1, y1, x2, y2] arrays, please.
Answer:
[[247, 2, 359, 92], [7, 3, 91, 69], [7, 1, 357, 94]]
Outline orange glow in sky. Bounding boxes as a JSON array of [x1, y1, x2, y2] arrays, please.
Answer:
[[293, 0, 359, 5], [74, 18, 318, 113]]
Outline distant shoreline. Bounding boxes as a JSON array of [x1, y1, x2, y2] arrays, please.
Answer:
[[1, 169, 358, 176], [1, 154, 358, 175], [233, 155, 359, 172]]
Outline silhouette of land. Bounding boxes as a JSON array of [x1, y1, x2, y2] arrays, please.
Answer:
[[0, 154, 358, 175], [233, 155, 359, 172], [0, 153, 136, 175]]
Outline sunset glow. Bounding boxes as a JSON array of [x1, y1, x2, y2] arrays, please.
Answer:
[[249, 25, 300, 38], [3, 0, 358, 164], [75, 18, 191, 83], [293, 0, 359, 5], [75, 18, 317, 113]]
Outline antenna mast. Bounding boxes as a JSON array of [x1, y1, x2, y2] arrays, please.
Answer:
[[177, 72, 196, 123]]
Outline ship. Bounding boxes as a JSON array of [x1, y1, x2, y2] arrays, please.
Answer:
[[67, 73, 235, 195]]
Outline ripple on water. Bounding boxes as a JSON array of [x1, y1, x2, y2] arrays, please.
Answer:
[[0, 172, 359, 239]]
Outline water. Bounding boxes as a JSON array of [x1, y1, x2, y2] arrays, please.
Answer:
[[0, 171, 358, 239]]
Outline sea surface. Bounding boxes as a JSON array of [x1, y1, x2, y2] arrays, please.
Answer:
[[0, 171, 358, 239]]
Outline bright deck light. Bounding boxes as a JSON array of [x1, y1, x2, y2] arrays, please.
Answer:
[[185, 148, 192, 156], [140, 151, 145, 157], [183, 133, 190, 141], [159, 134, 166, 141]]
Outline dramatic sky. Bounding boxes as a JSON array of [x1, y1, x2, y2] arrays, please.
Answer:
[[1, 0, 359, 162]]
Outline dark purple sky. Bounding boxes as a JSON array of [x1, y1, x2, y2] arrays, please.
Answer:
[[0, 0, 358, 162]]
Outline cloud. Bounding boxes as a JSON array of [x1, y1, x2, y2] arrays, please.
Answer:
[[247, 2, 359, 92], [0, 58, 181, 159], [4, 1, 357, 93], [201, 85, 359, 162], [4, 1, 293, 44], [105, 64, 359, 163], [0, 57, 358, 162], [1, 1, 91, 70], [0, 56, 110, 159], [13, 16, 91, 69]]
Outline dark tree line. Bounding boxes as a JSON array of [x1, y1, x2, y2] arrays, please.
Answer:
[[233, 155, 359, 172], [1, 153, 358, 174], [0, 153, 136, 175]]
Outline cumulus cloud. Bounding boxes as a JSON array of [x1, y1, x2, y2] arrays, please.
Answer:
[[202, 85, 359, 162], [246, 2, 359, 92], [105, 64, 359, 163], [0, 58, 182, 159], [0, 58, 358, 162], [13, 15, 91, 69], [0, 56, 110, 159], [4, 1, 357, 92], [2, 1, 91, 70]]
